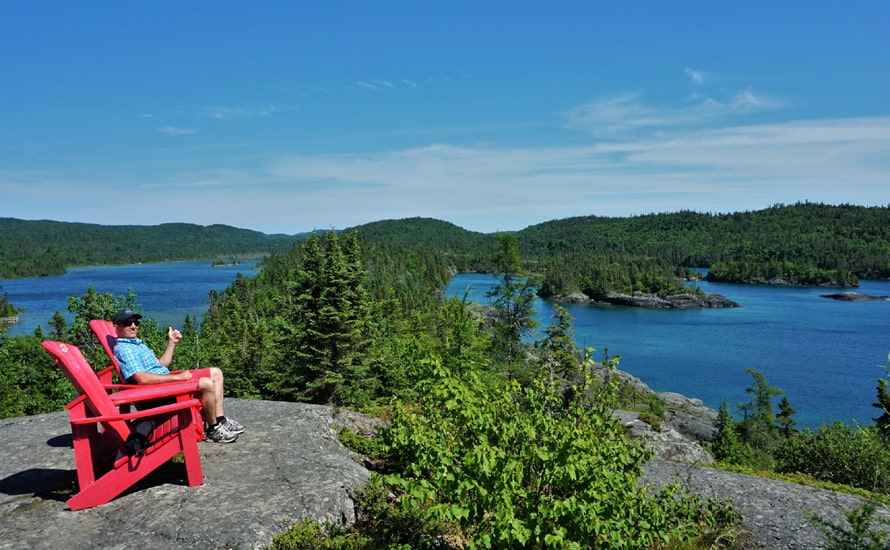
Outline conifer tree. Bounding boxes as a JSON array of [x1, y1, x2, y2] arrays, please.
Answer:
[[536, 304, 579, 381], [272, 231, 371, 404], [776, 396, 797, 438], [737, 368, 783, 455], [485, 233, 539, 367], [712, 398, 747, 464], [873, 378, 890, 441]]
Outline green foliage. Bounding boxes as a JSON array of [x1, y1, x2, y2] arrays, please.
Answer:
[[534, 304, 581, 382], [875, 354, 890, 442], [519, 203, 890, 287], [735, 368, 784, 468], [711, 399, 750, 466], [806, 500, 890, 550], [271, 480, 457, 550], [0, 217, 294, 278], [65, 285, 142, 372], [352, 216, 494, 273], [486, 233, 540, 367], [0, 285, 22, 318], [776, 396, 797, 438], [380, 354, 738, 548], [0, 334, 72, 418], [265, 231, 372, 404], [775, 422, 890, 495]]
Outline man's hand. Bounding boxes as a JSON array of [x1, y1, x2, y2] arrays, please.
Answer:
[[173, 370, 193, 381], [167, 326, 183, 344]]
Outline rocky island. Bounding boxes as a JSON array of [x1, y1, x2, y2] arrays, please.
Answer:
[[821, 291, 889, 301], [553, 291, 740, 309]]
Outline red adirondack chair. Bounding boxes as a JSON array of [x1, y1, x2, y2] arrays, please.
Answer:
[[42, 340, 205, 511], [90, 319, 205, 440]]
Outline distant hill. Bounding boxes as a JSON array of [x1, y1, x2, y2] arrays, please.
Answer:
[[347, 217, 495, 272], [344, 204, 890, 285], [0, 218, 298, 278], [5, 202, 890, 283]]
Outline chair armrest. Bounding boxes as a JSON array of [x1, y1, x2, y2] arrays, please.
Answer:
[[103, 383, 145, 390], [68, 398, 202, 425], [108, 381, 200, 407]]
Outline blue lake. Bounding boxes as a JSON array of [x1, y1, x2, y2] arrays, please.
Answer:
[[1, 261, 260, 336], [3, 263, 888, 429], [446, 273, 890, 430]]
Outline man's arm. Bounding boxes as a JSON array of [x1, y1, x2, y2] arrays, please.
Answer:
[[130, 369, 193, 385], [156, 326, 182, 368]]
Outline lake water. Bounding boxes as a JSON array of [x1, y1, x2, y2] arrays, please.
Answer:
[[3, 263, 888, 429], [446, 273, 890, 430], [1, 261, 260, 336]]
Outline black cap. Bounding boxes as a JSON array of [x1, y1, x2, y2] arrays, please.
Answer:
[[112, 309, 143, 325]]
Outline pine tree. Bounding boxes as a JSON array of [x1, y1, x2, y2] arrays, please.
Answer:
[[536, 304, 579, 381], [873, 378, 890, 441], [712, 398, 746, 464], [485, 233, 540, 367], [736, 368, 783, 466], [271, 231, 372, 404], [776, 396, 797, 438]]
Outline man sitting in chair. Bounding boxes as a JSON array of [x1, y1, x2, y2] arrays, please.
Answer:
[[112, 309, 244, 444]]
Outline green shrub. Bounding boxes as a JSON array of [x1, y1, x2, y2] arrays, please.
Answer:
[[775, 422, 890, 494], [270, 480, 457, 550], [380, 355, 739, 549]]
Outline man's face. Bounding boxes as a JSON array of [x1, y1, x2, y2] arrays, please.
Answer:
[[115, 317, 140, 338]]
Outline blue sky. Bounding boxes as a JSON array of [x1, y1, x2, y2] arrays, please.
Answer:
[[2, 2, 888, 235]]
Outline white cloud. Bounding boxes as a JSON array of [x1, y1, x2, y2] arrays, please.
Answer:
[[566, 84, 784, 138], [685, 67, 704, 85], [158, 126, 198, 136]]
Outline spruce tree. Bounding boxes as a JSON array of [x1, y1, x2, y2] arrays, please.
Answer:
[[712, 398, 746, 464], [776, 396, 797, 438], [873, 378, 890, 441], [485, 233, 540, 367]]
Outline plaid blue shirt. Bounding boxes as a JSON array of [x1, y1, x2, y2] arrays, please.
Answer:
[[113, 338, 169, 382]]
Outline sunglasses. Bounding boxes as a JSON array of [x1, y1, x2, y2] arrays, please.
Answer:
[[118, 319, 140, 327]]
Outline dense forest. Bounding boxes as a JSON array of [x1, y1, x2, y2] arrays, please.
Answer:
[[5, 202, 890, 290], [515, 202, 890, 288], [351, 202, 890, 295], [3, 202, 890, 547], [0, 218, 297, 278]]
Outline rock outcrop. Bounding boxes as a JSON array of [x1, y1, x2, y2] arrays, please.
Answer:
[[821, 291, 889, 301], [552, 291, 740, 309]]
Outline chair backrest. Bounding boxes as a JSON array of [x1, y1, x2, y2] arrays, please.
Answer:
[[89, 319, 124, 381], [42, 340, 129, 435]]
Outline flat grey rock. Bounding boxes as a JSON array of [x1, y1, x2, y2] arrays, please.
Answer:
[[0, 399, 371, 549]]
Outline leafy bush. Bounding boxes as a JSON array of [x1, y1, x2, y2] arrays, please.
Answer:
[[380, 354, 739, 549], [271, 481, 457, 550], [775, 422, 890, 495]]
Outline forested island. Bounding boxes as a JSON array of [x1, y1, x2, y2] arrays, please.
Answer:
[[3, 201, 890, 547]]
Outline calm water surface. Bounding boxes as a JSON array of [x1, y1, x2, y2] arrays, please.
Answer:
[[446, 273, 890, 429], [2, 261, 259, 336]]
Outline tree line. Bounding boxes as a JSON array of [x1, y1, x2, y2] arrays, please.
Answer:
[[0, 218, 297, 278]]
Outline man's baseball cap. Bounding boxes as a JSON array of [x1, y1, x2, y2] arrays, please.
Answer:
[[112, 309, 143, 325]]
